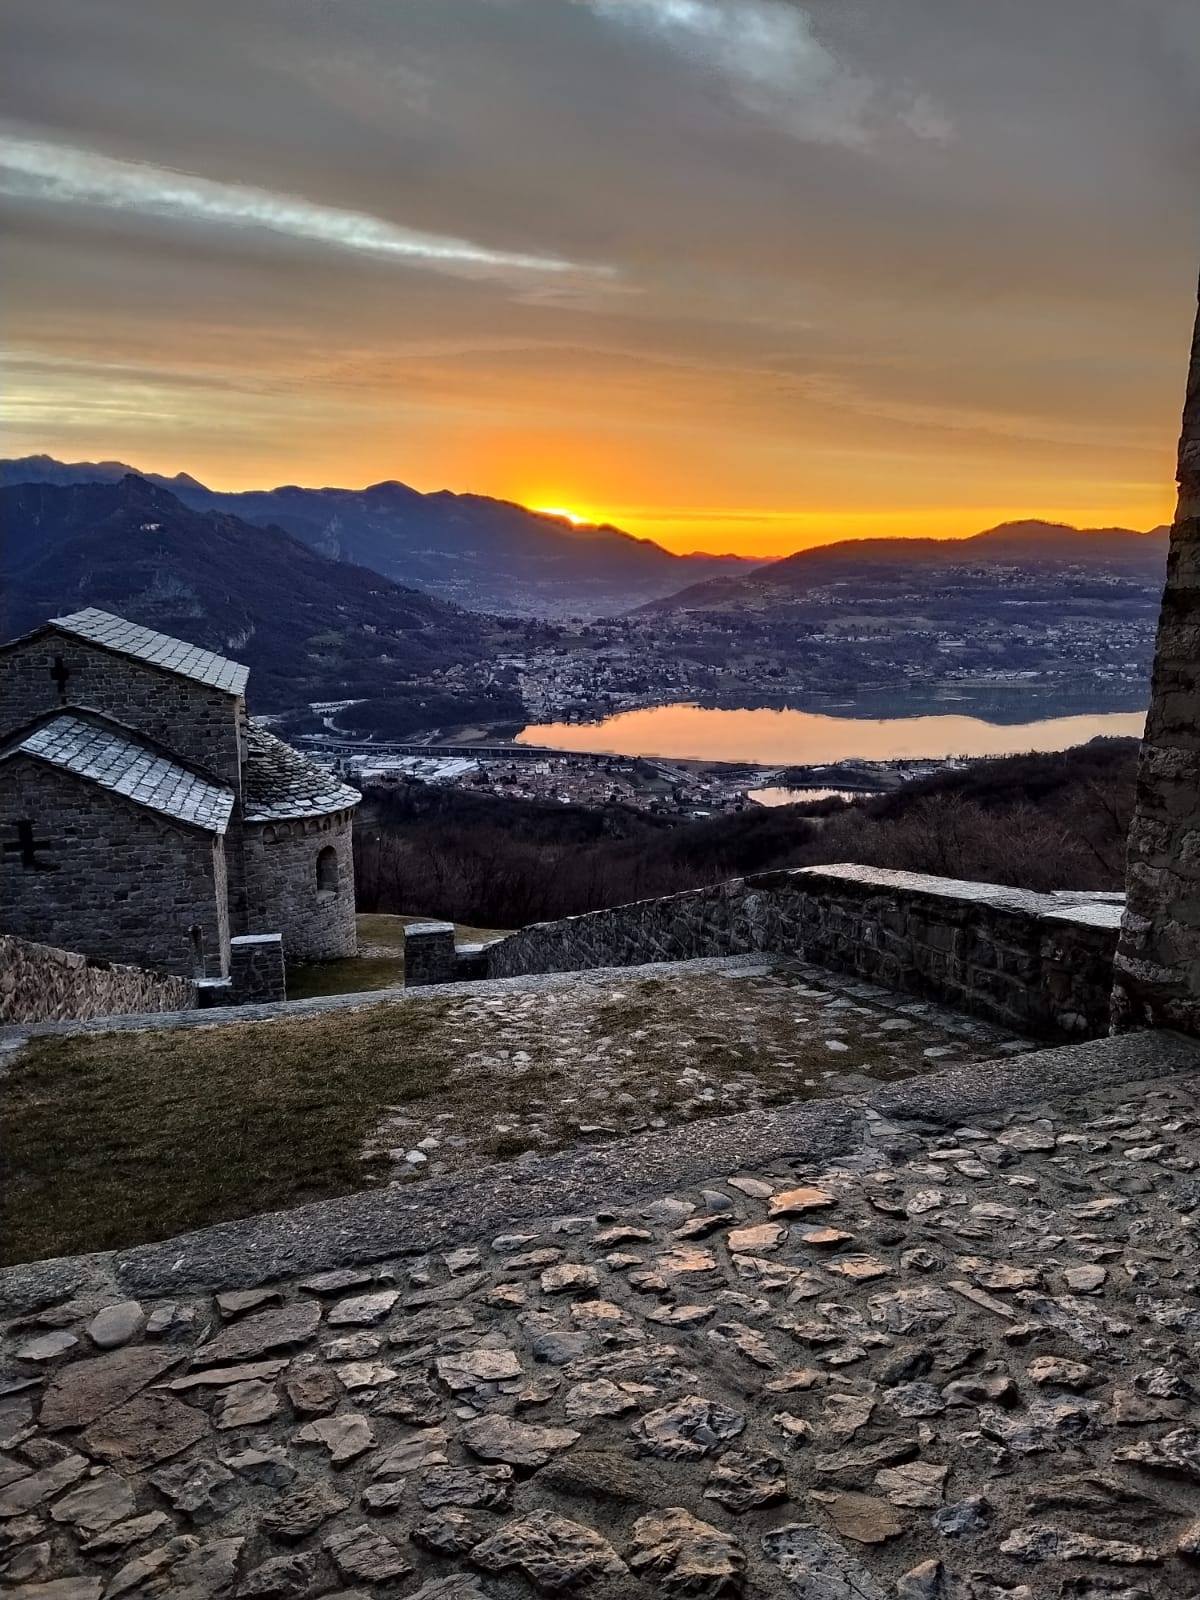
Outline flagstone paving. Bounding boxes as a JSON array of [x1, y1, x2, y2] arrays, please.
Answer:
[[4, 1057, 1200, 1598]]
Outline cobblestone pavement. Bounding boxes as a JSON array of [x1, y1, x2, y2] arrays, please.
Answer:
[[4, 1066, 1200, 1598], [359, 959, 1030, 1182]]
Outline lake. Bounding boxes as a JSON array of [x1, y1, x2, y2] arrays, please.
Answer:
[[517, 702, 1147, 765]]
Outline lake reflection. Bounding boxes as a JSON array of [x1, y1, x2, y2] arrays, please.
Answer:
[[517, 702, 1147, 764]]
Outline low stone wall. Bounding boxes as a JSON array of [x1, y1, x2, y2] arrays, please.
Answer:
[[0, 933, 196, 1024], [229, 934, 287, 1004], [485, 865, 1123, 1040]]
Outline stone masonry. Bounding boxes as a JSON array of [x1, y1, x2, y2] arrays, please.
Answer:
[[0, 934, 196, 1025], [483, 867, 1122, 1042], [0, 757, 231, 980], [1116, 274, 1200, 1034], [4, 1036, 1200, 1598]]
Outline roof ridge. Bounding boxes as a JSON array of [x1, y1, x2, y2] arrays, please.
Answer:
[[50, 608, 250, 698]]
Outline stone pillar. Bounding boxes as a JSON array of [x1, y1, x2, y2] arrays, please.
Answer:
[[1113, 275, 1200, 1032], [229, 933, 287, 1004], [404, 921, 457, 986]]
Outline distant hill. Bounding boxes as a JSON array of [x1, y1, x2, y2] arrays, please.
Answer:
[[0, 477, 497, 710], [637, 519, 1170, 614], [0, 456, 756, 618]]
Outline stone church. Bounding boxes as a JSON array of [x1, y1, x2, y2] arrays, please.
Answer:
[[0, 608, 360, 981]]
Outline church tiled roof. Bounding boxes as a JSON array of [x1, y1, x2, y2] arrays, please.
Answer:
[[51, 609, 250, 697], [3, 713, 235, 833], [242, 725, 360, 823]]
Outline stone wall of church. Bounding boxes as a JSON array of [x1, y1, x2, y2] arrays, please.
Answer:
[[239, 807, 357, 961], [0, 632, 245, 791], [0, 933, 196, 1024], [1115, 280, 1200, 1034], [0, 757, 230, 979]]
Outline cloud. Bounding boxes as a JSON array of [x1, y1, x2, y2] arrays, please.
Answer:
[[0, 133, 615, 282], [579, 0, 950, 147]]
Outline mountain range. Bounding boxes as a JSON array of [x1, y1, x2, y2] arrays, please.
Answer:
[[0, 456, 755, 617], [635, 519, 1170, 614], [0, 477, 500, 712]]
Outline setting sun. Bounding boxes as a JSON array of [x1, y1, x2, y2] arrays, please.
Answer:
[[533, 505, 592, 527]]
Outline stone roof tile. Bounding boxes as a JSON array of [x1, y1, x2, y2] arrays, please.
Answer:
[[242, 725, 360, 823], [3, 713, 234, 834], [51, 608, 249, 697]]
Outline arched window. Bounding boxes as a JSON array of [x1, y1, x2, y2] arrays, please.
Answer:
[[316, 845, 339, 898]]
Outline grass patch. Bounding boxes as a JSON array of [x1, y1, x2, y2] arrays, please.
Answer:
[[1, 1000, 455, 1267], [287, 914, 511, 1000]]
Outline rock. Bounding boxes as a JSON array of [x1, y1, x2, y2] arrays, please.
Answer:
[[194, 1301, 320, 1365], [164, 1535, 245, 1599], [761, 1523, 886, 1599], [80, 1391, 208, 1469], [897, 1559, 946, 1599], [324, 1523, 412, 1582], [105, 1538, 198, 1599], [214, 1288, 280, 1319], [0, 1453, 88, 1516], [216, 1441, 294, 1487], [704, 1449, 787, 1512], [540, 1263, 600, 1296], [999, 1525, 1160, 1565], [867, 1288, 957, 1336], [564, 1379, 643, 1422], [1114, 1427, 1200, 1482], [1064, 1265, 1108, 1294], [407, 1579, 490, 1600], [436, 1349, 522, 1389], [412, 1508, 490, 1556], [463, 1415, 579, 1468], [169, 1359, 290, 1391], [539, 1447, 675, 1508], [821, 1393, 875, 1439], [932, 1497, 989, 1536], [419, 1464, 514, 1511], [48, 1471, 136, 1534], [886, 1382, 946, 1419], [39, 1347, 176, 1430], [374, 1375, 443, 1425], [283, 1365, 341, 1416], [15, 1332, 79, 1363], [80, 1511, 169, 1553], [768, 1186, 837, 1217], [373, 1428, 450, 1476], [826, 1256, 892, 1283], [149, 1457, 236, 1524], [812, 1490, 904, 1544], [0, 1580, 103, 1600], [260, 1478, 350, 1542], [727, 1223, 785, 1253], [632, 1395, 745, 1460], [235, 1550, 318, 1597], [629, 1506, 744, 1596], [875, 1462, 948, 1508], [294, 1412, 376, 1465], [299, 1268, 375, 1295], [215, 1379, 281, 1430], [85, 1302, 144, 1349], [326, 1289, 400, 1326], [471, 1509, 626, 1588]]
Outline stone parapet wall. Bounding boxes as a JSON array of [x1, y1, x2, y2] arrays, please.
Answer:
[[0, 932, 196, 1024], [486, 864, 1123, 1039], [229, 933, 286, 1004]]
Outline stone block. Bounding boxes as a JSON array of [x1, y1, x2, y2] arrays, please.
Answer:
[[405, 922, 457, 987], [230, 934, 286, 1004]]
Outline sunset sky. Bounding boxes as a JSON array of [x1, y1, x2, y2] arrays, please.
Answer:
[[4, 0, 1199, 556]]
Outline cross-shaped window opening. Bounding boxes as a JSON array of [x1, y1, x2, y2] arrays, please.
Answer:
[[3, 820, 53, 870]]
